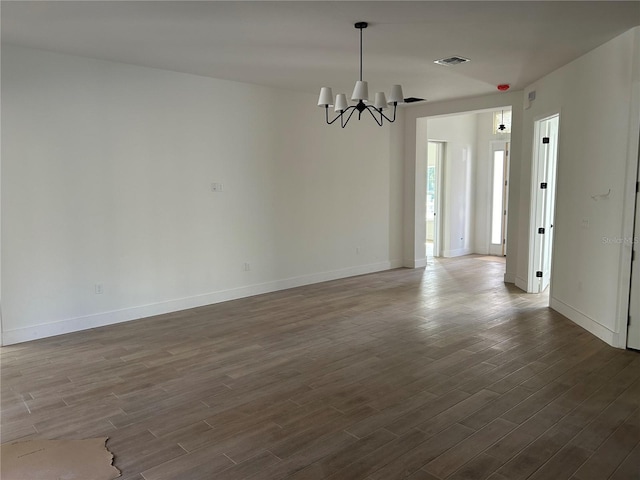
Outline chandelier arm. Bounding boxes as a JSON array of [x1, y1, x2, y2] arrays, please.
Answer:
[[325, 106, 345, 125], [364, 105, 384, 126], [377, 103, 398, 123], [341, 107, 358, 128]]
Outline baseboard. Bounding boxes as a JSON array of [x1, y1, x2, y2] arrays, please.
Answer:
[[1, 261, 395, 346], [503, 272, 516, 284], [403, 258, 427, 268], [611, 333, 626, 349], [550, 297, 618, 348], [442, 248, 472, 258], [389, 259, 404, 269], [514, 276, 528, 292]]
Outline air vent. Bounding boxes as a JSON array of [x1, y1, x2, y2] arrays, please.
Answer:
[[404, 97, 426, 103], [434, 56, 470, 66]]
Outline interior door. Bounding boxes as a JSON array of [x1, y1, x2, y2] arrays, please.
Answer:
[[427, 141, 443, 258], [531, 115, 559, 293], [540, 116, 559, 291]]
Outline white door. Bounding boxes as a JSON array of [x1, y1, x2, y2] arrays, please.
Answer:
[[628, 175, 640, 350], [427, 142, 443, 258], [531, 115, 559, 293], [489, 142, 509, 256]]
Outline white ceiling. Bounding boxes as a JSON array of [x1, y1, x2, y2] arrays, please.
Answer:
[[2, 1, 639, 103]]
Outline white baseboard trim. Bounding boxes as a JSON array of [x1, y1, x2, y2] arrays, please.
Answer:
[[442, 248, 472, 258], [2, 261, 395, 346], [611, 333, 625, 349], [389, 259, 404, 269], [503, 272, 516, 284], [402, 258, 427, 268], [514, 276, 528, 292], [550, 297, 618, 348], [414, 258, 428, 268]]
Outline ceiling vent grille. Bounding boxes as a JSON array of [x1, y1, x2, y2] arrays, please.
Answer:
[[434, 56, 470, 66]]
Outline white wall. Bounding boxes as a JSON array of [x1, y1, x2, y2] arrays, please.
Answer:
[[1, 45, 404, 345], [519, 27, 640, 347], [426, 113, 477, 257]]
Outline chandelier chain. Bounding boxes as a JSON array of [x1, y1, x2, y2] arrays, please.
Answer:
[[359, 26, 363, 82]]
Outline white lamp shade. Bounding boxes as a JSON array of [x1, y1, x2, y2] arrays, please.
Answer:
[[318, 87, 334, 107], [374, 92, 388, 110], [334, 94, 349, 112], [351, 80, 369, 101], [388, 84, 404, 104]]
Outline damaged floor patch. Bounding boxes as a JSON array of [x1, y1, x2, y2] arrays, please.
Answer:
[[0, 437, 120, 480]]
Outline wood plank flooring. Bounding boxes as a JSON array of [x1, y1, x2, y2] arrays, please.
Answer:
[[1, 255, 639, 479]]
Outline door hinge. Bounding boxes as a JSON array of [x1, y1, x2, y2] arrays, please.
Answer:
[[632, 250, 635, 262], [538, 227, 545, 234], [629, 315, 632, 326], [536, 271, 543, 278], [505, 180, 508, 187], [636, 181, 639, 193], [542, 137, 550, 144], [503, 239, 506, 245], [540, 182, 548, 189], [504, 209, 507, 215]]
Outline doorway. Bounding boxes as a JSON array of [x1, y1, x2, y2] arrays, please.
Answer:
[[489, 142, 509, 256], [427, 141, 443, 259], [529, 114, 559, 293]]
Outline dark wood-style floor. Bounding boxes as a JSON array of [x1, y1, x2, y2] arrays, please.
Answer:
[[1, 256, 639, 480]]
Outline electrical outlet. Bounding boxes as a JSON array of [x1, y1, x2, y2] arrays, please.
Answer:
[[243, 263, 251, 271], [581, 218, 589, 228], [211, 183, 224, 192], [95, 283, 104, 295]]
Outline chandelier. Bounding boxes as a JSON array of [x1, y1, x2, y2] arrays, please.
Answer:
[[317, 22, 404, 128]]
